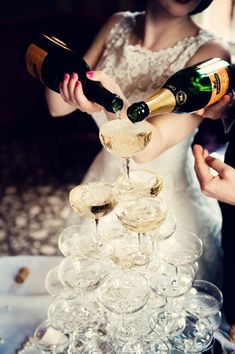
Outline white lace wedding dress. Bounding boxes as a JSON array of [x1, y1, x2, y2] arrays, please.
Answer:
[[69, 12, 223, 286]]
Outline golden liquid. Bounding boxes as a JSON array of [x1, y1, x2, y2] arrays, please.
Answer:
[[107, 236, 153, 268], [99, 120, 152, 157], [69, 182, 117, 219], [117, 197, 167, 233], [116, 169, 163, 197]]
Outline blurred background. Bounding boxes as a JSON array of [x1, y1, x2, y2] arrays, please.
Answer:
[[0, 0, 234, 255]]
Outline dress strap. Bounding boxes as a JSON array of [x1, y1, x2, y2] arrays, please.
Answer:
[[105, 11, 139, 50]]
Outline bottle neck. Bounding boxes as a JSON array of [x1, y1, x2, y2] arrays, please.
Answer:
[[145, 88, 176, 115]]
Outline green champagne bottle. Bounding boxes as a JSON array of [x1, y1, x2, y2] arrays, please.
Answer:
[[127, 58, 234, 123], [25, 34, 123, 113]]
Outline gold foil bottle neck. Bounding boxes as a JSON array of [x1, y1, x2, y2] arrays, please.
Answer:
[[145, 88, 176, 115]]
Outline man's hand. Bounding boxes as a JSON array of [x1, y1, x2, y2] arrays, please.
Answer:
[[196, 94, 232, 119], [193, 144, 235, 205]]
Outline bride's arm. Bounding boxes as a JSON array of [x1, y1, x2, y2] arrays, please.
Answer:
[[133, 112, 202, 163]]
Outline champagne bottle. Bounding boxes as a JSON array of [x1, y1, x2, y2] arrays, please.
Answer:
[[127, 58, 234, 123], [25, 34, 123, 113]]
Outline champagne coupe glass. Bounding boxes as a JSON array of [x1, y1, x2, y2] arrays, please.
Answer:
[[34, 319, 69, 353], [115, 168, 163, 198], [97, 269, 150, 343], [99, 119, 152, 191], [106, 230, 153, 270], [45, 266, 78, 299], [69, 181, 117, 246], [49, 256, 107, 331], [149, 262, 195, 336], [183, 280, 223, 319], [116, 195, 167, 266], [58, 224, 104, 259], [156, 228, 203, 269], [149, 229, 202, 335]]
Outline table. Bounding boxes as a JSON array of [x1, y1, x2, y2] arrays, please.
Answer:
[[0, 255, 63, 354]]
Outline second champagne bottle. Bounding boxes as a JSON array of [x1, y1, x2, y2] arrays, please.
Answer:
[[127, 58, 235, 123], [25, 34, 124, 113]]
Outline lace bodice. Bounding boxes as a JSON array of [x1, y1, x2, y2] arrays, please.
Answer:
[[97, 11, 216, 103], [77, 11, 223, 287]]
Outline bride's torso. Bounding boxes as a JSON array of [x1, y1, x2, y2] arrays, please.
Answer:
[[93, 11, 216, 185]]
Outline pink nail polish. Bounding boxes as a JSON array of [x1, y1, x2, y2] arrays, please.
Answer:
[[87, 71, 94, 78], [71, 72, 77, 79], [64, 73, 69, 80], [75, 81, 80, 87]]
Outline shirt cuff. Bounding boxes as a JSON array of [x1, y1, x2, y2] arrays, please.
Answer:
[[222, 116, 235, 134]]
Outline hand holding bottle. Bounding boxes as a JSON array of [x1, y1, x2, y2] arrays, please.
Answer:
[[193, 144, 235, 205], [196, 94, 232, 120], [59, 70, 129, 118]]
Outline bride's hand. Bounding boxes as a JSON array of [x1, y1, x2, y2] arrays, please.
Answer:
[[59, 71, 128, 116]]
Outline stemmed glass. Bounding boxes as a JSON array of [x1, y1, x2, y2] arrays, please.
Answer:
[[182, 279, 223, 320], [116, 195, 167, 266], [156, 228, 203, 269], [58, 224, 104, 259], [69, 181, 117, 246], [45, 266, 78, 299], [115, 168, 163, 198], [149, 230, 203, 336], [106, 230, 154, 269], [48, 256, 107, 333], [97, 269, 150, 343], [149, 262, 195, 336], [99, 119, 152, 192]]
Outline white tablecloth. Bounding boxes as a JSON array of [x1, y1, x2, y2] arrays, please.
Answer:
[[0, 255, 63, 354]]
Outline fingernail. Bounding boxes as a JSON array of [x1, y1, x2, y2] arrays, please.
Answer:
[[64, 73, 69, 80], [71, 72, 77, 79], [75, 81, 80, 87], [87, 71, 94, 78]]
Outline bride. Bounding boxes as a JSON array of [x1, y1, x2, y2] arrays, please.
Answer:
[[45, 0, 230, 287]]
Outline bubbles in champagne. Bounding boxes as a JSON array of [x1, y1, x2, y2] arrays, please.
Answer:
[[117, 197, 167, 233], [99, 119, 152, 157], [116, 169, 163, 197], [69, 182, 117, 219]]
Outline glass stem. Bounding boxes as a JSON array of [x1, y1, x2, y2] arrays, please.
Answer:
[[138, 233, 144, 257], [164, 296, 170, 334], [80, 290, 89, 319], [93, 218, 102, 246], [121, 157, 130, 185], [120, 313, 129, 338]]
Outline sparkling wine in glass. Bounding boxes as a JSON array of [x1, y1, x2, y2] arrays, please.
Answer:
[[69, 181, 117, 246], [116, 195, 167, 266], [115, 168, 163, 198], [99, 119, 152, 191]]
